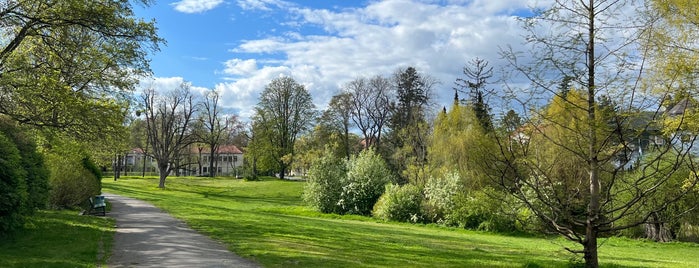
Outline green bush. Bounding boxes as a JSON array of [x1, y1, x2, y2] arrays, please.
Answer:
[[422, 172, 462, 224], [339, 149, 395, 215], [0, 119, 49, 212], [303, 152, 346, 213], [0, 133, 26, 235], [82, 156, 102, 192], [451, 188, 517, 232], [45, 140, 101, 209], [373, 184, 422, 222]]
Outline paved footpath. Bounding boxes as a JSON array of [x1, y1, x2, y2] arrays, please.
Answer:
[[104, 193, 260, 268]]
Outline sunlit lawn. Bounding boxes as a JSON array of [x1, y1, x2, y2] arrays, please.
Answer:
[[103, 176, 699, 267], [0, 210, 114, 268]]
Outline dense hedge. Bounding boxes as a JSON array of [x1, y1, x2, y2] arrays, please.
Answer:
[[0, 119, 50, 236], [0, 133, 26, 235]]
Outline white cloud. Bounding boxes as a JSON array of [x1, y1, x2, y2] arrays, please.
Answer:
[[215, 66, 291, 119], [172, 0, 224, 14], [236, 0, 292, 11], [138, 76, 210, 99], [223, 59, 258, 76], [213, 0, 556, 120]]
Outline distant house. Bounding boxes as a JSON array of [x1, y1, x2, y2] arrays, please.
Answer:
[[122, 148, 157, 175], [665, 98, 698, 156], [196, 145, 244, 177], [121, 144, 244, 177]]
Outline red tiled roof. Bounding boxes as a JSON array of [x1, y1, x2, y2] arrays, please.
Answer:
[[195, 144, 243, 154], [217, 145, 243, 154]]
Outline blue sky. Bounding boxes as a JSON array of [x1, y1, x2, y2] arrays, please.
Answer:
[[135, 0, 546, 119]]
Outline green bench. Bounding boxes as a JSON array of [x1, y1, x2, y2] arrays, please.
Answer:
[[87, 195, 106, 216]]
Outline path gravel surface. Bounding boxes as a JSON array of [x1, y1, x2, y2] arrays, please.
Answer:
[[104, 193, 260, 268]]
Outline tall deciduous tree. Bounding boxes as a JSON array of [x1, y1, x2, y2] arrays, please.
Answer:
[[199, 90, 238, 177], [0, 0, 161, 138], [345, 76, 392, 149], [321, 92, 354, 160], [496, 1, 699, 267], [143, 82, 197, 188], [253, 77, 315, 180]]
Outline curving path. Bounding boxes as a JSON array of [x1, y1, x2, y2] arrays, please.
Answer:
[[104, 193, 260, 268]]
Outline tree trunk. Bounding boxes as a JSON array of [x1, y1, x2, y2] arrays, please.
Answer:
[[115, 154, 122, 181], [280, 165, 286, 180], [158, 174, 166, 188], [209, 150, 216, 177], [198, 147, 203, 176], [158, 163, 169, 188], [583, 228, 599, 268], [142, 145, 148, 177], [252, 156, 258, 180], [344, 124, 351, 160], [584, 1, 600, 267], [645, 212, 673, 242]]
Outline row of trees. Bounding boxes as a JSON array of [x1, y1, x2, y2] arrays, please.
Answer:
[[0, 0, 162, 235], [132, 83, 243, 188], [294, 1, 699, 267]]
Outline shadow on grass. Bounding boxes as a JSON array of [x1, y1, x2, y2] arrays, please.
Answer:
[[102, 178, 666, 268], [106, 178, 302, 208], [0, 210, 114, 268]]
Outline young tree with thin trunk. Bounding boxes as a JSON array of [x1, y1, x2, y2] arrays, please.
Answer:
[[143, 82, 198, 188], [495, 1, 699, 267]]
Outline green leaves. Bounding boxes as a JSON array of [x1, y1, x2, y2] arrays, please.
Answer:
[[253, 77, 316, 178], [0, 0, 162, 139]]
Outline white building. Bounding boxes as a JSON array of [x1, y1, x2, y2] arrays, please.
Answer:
[[198, 145, 244, 177]]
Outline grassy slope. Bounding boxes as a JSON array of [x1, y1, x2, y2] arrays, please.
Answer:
[[103, 176, 699, 268], [0, 210, 114, 268]]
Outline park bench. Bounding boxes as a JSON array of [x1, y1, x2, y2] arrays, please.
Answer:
[[86, 195, 106, 216]]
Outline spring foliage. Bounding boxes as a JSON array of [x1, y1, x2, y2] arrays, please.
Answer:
[[304, 149, 394, 216], [372, 184, 422, 222], [0, 119, 49, 235], [303, 151, 346, 214]]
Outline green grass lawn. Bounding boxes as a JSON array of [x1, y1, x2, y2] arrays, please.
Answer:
[[0, 209, 114, 267], [103, 176, 699, 267]]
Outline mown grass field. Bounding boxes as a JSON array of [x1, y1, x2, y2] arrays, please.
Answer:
[[0, 209, 114, 267], [103, 176, 699, 268]]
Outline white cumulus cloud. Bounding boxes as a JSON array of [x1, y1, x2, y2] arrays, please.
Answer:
[[172, 0, 224, 14], [223, 59, 259, 76], [236, 0, 293, 11], [215, 0, 545, 118]]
